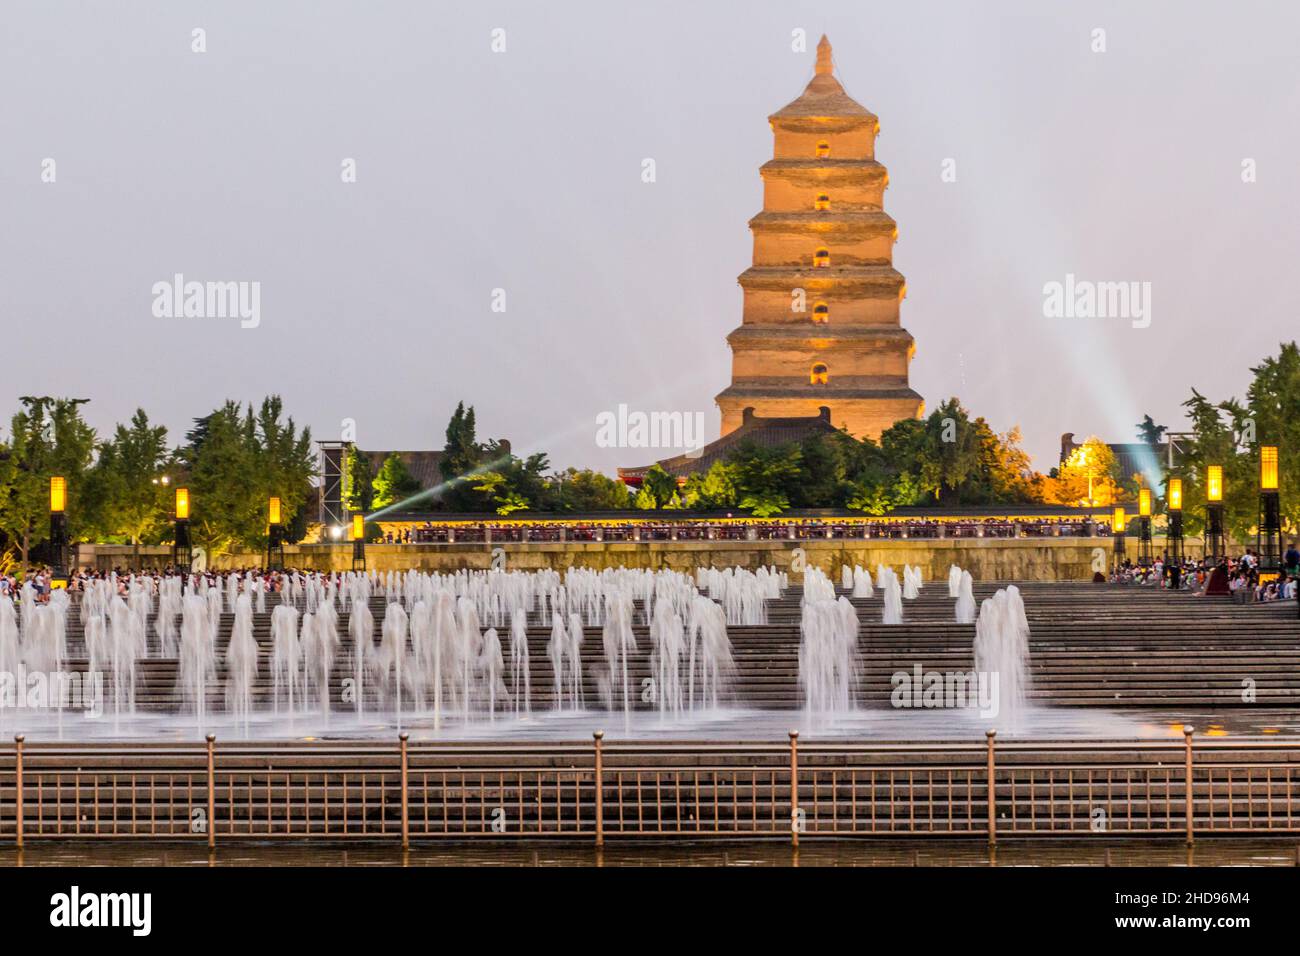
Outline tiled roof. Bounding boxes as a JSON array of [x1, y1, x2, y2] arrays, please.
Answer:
[[619, 407, 838, 483]]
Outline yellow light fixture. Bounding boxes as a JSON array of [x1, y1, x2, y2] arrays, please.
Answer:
[[814, 194, 830, 211], [813, 248, 830, 268], [1112, 507, 1126, 533], [1167, 478, 1182, 511], [1260, 446, 1278, 491], [1206, 465, 1223, 502], [49, 476, 66, 513], [1138, 488, 1151, 517], [175, 487, 190, 520], [269, 496, 282, 525], [815, 141, 830, 158], [352, 514, 364, 540]]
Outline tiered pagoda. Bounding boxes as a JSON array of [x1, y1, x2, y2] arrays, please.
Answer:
[[714, 35, 924, 440]]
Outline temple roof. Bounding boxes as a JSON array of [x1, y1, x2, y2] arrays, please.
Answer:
[[619, 407, 840, 483], [770, 36, 875, 122]]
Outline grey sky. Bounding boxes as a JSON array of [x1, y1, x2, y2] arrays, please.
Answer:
[[4, 0, 1297, 476]]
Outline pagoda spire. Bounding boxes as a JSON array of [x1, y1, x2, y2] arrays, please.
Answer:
[[815, 35, 833, 75]]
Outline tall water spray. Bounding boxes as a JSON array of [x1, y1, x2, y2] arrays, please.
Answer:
[[799, 590, 859, 723], [270, 603, 302, 715], [509, 608, 531, 715], [225, 592, 259, 733], [955, 571, 976, 624], [882, 570, 903, 625], [601, 593, 637, 726], [972, 588, 1030, 727], [178, 594, 216, 724], [947, 565, 962, 598]]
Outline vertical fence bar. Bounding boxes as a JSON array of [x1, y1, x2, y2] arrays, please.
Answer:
[[789, 730, 800, 847], [593, 731, 605, 847], [1184, 726, 1195, 845], [986, 730, 997, 846], [14, 735, 24, 849], [205, 734, 216, 850], [399, 733, 410, 849]]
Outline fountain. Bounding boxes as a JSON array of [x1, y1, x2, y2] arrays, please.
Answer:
[[799, 593, 859, 722], [955, 571, 976, 624], [882, 569, 903, 624], [178, 594, 216, 724], [601, 592, 637, 726], [851, 565, 872, 598], [270, 603, 302, 715], [972, 587, 1030, 727], [509, 608, 531, 716], [224, 592, 259, 733], [348, 591, 374, 715], [947, 564, 962, 598]]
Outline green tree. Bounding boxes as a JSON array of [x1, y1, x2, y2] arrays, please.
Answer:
[[682, 460, 738, 510], [729, 441, 802, 517], [640, 464, 678, 509], [549, 468, 632, 511], [343, 445, 374, 512], [371, 453, 421, 509], [83, 409, 171, 567], [0, 397, 96, 574], [1136, 415, 1167, 446], [183, 397, 314, 556], [439, 402, 488, 509]]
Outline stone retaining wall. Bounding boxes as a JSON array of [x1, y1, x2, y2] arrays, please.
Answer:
[[77, 537, 1197, 581]]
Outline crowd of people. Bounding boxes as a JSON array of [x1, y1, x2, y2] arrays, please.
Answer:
[[381, 516, 1103, 545], [0, 566, 294, 604], [1110, 542, 1300, 605]]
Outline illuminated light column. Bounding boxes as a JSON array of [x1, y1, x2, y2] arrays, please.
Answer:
[[266, 496, 285, 571], [1257, 446, 1281, 572], [1112, 506, 1127, 569], [1166, 478, 1184, 563], [173, 487, 192, 576], [1205, 466, 1224, 565], [352, 513, 366, 572], [1137, 488, 1153, 567], [49, 476, 69, 584]]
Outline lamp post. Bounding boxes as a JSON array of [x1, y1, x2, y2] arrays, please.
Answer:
[[1167, 477, 1184, 563], [1137, 488, 1153, 567], [173, 487, 192, 577], [49, 476, 69, 584], [1257, 446, 1281, 573], [1112, 506, 1127, 570], [1205, 465, 1225, 565], [266, 496, 285, 571], [352, 513, 367, 571]]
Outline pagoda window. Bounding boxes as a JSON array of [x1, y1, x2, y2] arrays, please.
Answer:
[[810, 363, 829, 385], [812, 302, 829, 324], [813, 248, 830, 268], [816, 141, 831, 158], [814, 194, 830, 211]]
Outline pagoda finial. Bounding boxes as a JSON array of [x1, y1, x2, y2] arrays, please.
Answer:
[[815, 35, 833, 75]]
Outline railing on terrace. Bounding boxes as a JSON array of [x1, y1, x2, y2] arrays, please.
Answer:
[[1, 729, 1296, 845], [391, 520, 1105, 545]]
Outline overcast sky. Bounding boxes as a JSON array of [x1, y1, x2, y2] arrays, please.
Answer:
[[4, 0, 1297, 476]]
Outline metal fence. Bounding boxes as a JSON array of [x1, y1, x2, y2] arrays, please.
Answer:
[[1, 730, 1298, 845]]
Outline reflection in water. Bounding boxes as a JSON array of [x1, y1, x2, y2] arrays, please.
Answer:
[[3, 838, 1299, 868], [6, 704, 1300, 743]]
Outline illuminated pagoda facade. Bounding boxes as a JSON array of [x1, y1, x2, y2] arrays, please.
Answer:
[[714, 35, 924, 441]]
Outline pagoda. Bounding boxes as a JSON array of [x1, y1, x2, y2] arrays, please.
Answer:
[[715, 36, 924, 440]]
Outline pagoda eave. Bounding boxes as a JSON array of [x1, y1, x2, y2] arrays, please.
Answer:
[[738, 266, 905, 293], [726, 326, 914, 348], [748, 210, 897, 235]]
